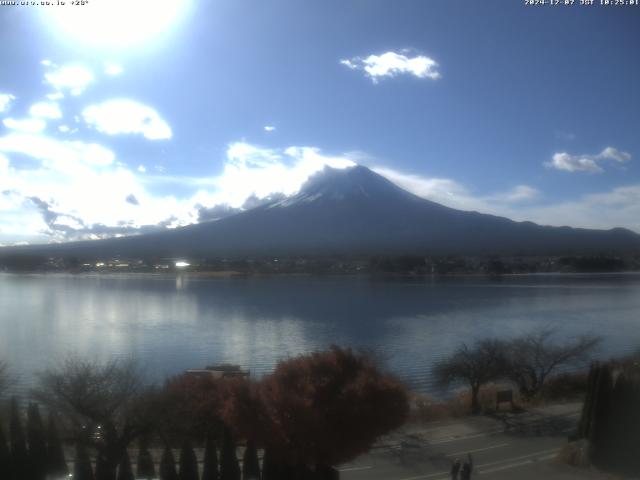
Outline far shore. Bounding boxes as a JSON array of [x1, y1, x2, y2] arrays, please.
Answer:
[[2, 269, 640, 278]]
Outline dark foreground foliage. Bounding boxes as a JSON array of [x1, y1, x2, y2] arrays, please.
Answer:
[[577, 359, 640, 474], [1, 346, 408, 478]]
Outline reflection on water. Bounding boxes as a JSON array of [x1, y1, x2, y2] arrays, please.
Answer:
[[1, 272, 639, 394]]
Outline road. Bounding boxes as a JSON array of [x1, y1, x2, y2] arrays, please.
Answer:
[[338, 403, 610, 479]]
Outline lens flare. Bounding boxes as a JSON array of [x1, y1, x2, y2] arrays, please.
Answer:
[[44, 0, 191, 47]]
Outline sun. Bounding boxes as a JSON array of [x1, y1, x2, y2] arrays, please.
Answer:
[[44, 0, 191, 47]]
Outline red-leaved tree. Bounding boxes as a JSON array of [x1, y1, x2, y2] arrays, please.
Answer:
[[160, 374, 226, 441], [219, 377, 271, 443], [223, 346, 408, 472]]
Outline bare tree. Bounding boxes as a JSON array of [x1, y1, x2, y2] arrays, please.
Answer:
[[32, 357, 157, 480], [433, 339, 508, 414], [505, 328, 600, 399]]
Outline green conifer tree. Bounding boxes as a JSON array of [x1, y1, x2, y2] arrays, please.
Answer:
[[0, 423, 13, 480], [589, 364, 612, 466], [178, 440, 199, 480], [577, 362, 599, 438], [260, 447, 278, 480], [136, 439, 156, 480], [201, 434, 219, 480], [27, 403, 47, 480], [116, 450, 135, 480], [241, 441, 260, 480], [220, 427, 240, 480], [95, 451, 112, 480], [607, 373, 640, 472], [10, 398, 29, 480], [159, 446, 179, 480], [73, 442, 95, 480], [46, 413, 68, 478]]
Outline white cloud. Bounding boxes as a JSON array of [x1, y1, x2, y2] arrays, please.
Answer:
[[0, 133, 115, 168], [599, 146, 631, 163], [30, 101, 62, 119], [548, 152, 602, 173], [104, 62, 124, 75], [1, 132, 637, 244], [488, 185, 540, 203], [3, 117, 47, 134], [373, 165, 639, 232], [82, 99, 172, 140], [0, 153, 9, 172], [340, 51, 440, 83], [518, 185, 640, 232], [0, 77, 179, 244], [44, 64, 94, 96], [373, 166, 532, 214], [122, 143, 358, 224], [264, 125, 276, 132], [0, 93, 16, 112], [546, 147, 631, 173], [208, 143, 356, 208], [0, 133, 192, 243], [371, 167, 472, 209]]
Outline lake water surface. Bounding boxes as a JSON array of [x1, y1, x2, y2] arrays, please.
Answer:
[[1, 272, 639, 395]]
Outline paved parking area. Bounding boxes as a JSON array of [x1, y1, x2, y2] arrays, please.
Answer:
[[339, 403, 614, 480]]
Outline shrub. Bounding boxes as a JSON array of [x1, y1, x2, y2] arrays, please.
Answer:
[[539, 372, 588, 403], [258, 346, 409, 469]]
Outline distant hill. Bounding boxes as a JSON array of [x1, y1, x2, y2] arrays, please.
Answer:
[[2, 165, 639, 259]]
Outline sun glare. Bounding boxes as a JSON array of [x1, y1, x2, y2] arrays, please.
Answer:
[[44, 0, 191, 47]]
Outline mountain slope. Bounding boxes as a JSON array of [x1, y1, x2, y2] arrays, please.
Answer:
[[2, 165, 640, 258]]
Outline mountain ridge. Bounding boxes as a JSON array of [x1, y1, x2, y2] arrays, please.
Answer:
[[1, 165, 639, 259]]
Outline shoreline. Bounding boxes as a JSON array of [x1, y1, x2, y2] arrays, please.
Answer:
[[2, 269, 640, 278]]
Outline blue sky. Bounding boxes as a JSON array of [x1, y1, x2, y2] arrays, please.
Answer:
[[0, 0, 639, 244]]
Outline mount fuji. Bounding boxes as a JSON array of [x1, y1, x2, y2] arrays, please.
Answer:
[[2, 165, 639, 259]]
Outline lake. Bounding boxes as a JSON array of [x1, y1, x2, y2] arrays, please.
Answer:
[[1, 272, 639, 395]]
